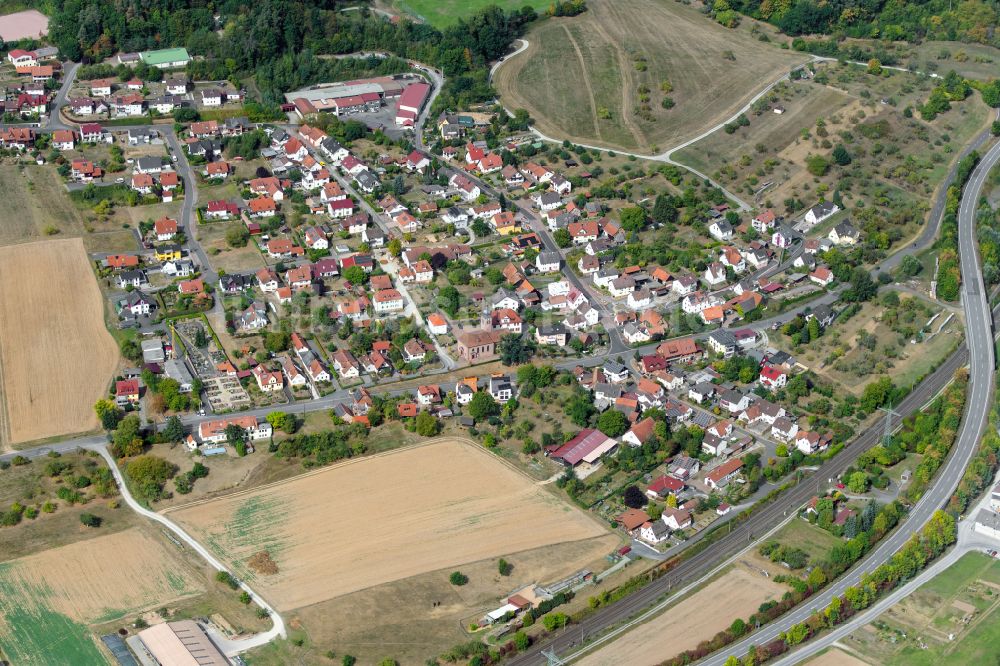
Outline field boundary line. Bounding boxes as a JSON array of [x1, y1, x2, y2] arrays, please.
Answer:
[[0, 323, 9, 449]]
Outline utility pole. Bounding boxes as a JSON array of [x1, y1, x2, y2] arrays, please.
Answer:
[[879, 403, 901, 446]]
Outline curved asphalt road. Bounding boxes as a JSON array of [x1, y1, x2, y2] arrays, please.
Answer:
[[749, 131, 1000, 666], [508, 141, 1000, 666]]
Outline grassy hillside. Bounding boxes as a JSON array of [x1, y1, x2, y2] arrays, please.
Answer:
[[493, 0, 808, 152]]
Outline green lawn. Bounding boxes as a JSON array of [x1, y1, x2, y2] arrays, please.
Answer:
[[873, 553, 1000, 666], [770, 518, 843, 562], [395, 0, 551, 27]]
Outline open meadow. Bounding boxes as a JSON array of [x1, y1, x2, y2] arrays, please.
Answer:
[[251, 536, 619, 664], [0, 165, 134, 252], [576, 565, 787, 666], [781, 294, 961, 396], [0, 527, 205, 665], [493, 0, 807, 152], [169, 438, 616, 611], [0, 239, 119, 448]]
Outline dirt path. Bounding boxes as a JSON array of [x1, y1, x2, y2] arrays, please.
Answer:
[[562, 24, 602, 141]]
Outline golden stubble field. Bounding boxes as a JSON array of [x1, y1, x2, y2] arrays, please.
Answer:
[[577, 566, 787, 666], [0, 238, 119, 447], [169, 438, 616, 611]]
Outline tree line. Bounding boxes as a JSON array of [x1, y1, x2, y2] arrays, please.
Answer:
[[46, 0, 538, 113]]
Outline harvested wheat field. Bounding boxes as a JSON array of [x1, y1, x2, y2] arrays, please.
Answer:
[[577, 567, 787, 666], [0, 238, 118, 447], [0, 528, 204, 665], [169, 438, 614, 611]]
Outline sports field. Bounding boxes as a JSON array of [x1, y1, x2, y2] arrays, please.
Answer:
[[0, 9, 48, 42], [576, 566, 787, 666], [169, 439, 614, 611], [0, 239, 119, 447], [493, 0, 807, 152], [0, 528, 204, 665], [394, 0, 550, 27]]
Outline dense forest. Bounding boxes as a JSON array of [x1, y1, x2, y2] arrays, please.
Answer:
[[719, 0, 1000, 45], [40, 0, 535, 108]]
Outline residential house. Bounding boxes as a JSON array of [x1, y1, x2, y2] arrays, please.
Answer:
[[829, 221, 860, 246], [705, 458, 743, 489], [804, 201, 839, 226], [253, 364, 284, 393], [373, 289, 405, 314], [708, 219, 733, 241], [752, 209, 777, 233], [197, 416, 272, 445], [759, 364, 787, 390], [771, 417, 799, 442]]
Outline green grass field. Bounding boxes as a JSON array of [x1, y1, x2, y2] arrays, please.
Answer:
[[395, 0, 551, 27], [854, 553, 1000, 666], [769, 518, 843, 562]]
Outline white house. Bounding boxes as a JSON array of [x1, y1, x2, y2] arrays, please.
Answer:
[[804, 201, 839, 226], [708, 219, 733, 241]]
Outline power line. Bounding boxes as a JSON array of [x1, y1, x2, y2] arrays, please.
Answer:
[[879, 403, 901, 446]]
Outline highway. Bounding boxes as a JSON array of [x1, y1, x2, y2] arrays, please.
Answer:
[[508, 334, 972, 664], [748, 131, 1000, 666]]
